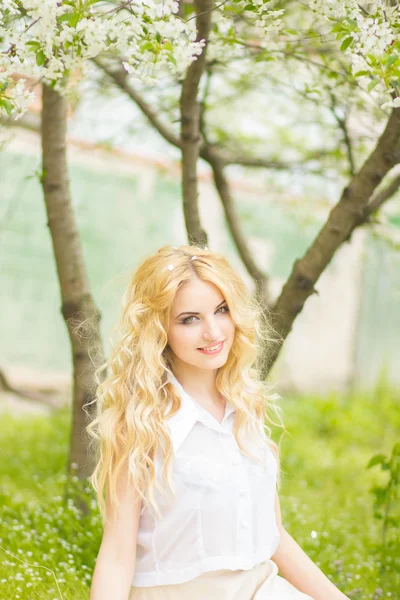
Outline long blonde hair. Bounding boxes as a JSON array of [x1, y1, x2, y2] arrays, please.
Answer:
[[86, 244, 283, 522]]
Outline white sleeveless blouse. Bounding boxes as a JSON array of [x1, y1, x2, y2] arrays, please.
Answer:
[[132, 372, 280, 588]]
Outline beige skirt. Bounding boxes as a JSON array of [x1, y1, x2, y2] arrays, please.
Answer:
[[129, 559, 314, 600]]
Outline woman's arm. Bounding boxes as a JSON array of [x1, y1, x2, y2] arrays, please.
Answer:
[[90, 461, 142, 600], [271, 492, 349, 600]]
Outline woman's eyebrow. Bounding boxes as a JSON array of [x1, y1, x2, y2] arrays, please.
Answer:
[[176, 300, 227, 319]]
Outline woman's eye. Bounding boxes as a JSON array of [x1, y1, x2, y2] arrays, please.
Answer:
[[217, 305, 229, 314], [182, 315, 197, 325], [181, 305, 229, 325]]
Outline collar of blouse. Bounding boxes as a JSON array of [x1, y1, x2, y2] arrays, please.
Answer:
[[166, 371, 236, 454]]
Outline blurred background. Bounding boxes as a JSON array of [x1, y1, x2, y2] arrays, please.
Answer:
[[1, 2, 400, 599], [1, 84, 400, 404]]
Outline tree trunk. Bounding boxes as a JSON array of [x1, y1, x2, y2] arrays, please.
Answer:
[[265, 108, 400, 375], [179, 0, 213, 247], [41, 84, 105, 481]]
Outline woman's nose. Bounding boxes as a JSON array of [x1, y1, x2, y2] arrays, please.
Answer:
[[202, 317, 222, 340]]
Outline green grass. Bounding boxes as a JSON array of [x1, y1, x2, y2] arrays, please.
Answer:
[[274, 385, 400, 599], [0, 385, 399, 600]]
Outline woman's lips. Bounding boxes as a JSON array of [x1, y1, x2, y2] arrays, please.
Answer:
[[197, 341, 225, 355]]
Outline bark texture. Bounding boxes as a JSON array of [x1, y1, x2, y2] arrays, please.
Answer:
[[265, 108, 400, 374], [41, 84, 105, 479], [179, 0, 213, 246]]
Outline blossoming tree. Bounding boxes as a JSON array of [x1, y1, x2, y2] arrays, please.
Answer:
[[91, 0, 400, 373], [1, 0, 400, 476], [1, 0, 204, 481]]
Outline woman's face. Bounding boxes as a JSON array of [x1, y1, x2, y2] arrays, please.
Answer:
[[167, 277, 235, 372]]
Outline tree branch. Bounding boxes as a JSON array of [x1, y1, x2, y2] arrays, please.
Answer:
[[203, 146, 270, 299], [93, 59, 332, 172], [366, 173, 400, 217], [265, 108, 400, 375], [0, 369, 62, 409], [93, 57, 182, 148], [329, 92, 355, 177], [91, 58, 337, 293], [336, 112, 356, 177], [179, 0, 213, 246], [217, 149, 333, 169]]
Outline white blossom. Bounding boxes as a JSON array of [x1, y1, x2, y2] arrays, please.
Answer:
[[0, 0, 205, 117], [2, 0, 400, 119]]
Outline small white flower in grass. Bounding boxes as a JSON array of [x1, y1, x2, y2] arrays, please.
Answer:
[[311, 530, 318, 538]]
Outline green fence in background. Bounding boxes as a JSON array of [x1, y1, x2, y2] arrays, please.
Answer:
[[355, 234, 400, 389], [1, 147, 399, 389]]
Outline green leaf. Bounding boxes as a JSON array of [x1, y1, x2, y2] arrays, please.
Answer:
[[336, 30, 349, 40], [140, 41, 154, 53], [26, 40, 41, 50], [368, 79, 379, 92], [58, 12, 74, 22], [386, 54, 399, 68], [367, 53, 378, 66], [36, 50, 46, 67], [331, 24, 345, 33], [367, 454, 387, 468], [244, 4, 257, 11], [70, 13, 80, 28], [340, 37, 353, 52], [346, 18, 358, 30], [163, 41, 173, 52], [354, 70, 370, 77], [58, 12, 80, 28], [1, 98, 13, 116], [0, 80, 8, 93]]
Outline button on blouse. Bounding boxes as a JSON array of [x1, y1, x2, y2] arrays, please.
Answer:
[[132, 372, 280, 588]]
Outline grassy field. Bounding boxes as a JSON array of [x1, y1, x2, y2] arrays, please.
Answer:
[[0, 384, 399, 600]]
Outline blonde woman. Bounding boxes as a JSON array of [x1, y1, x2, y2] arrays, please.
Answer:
[[88, 245, 349, 600]]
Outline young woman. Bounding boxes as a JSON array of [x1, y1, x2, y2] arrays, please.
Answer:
[[88, 245, 349, 600]]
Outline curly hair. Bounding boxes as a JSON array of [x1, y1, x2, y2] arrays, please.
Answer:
[[86, 244, 283, 523]]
